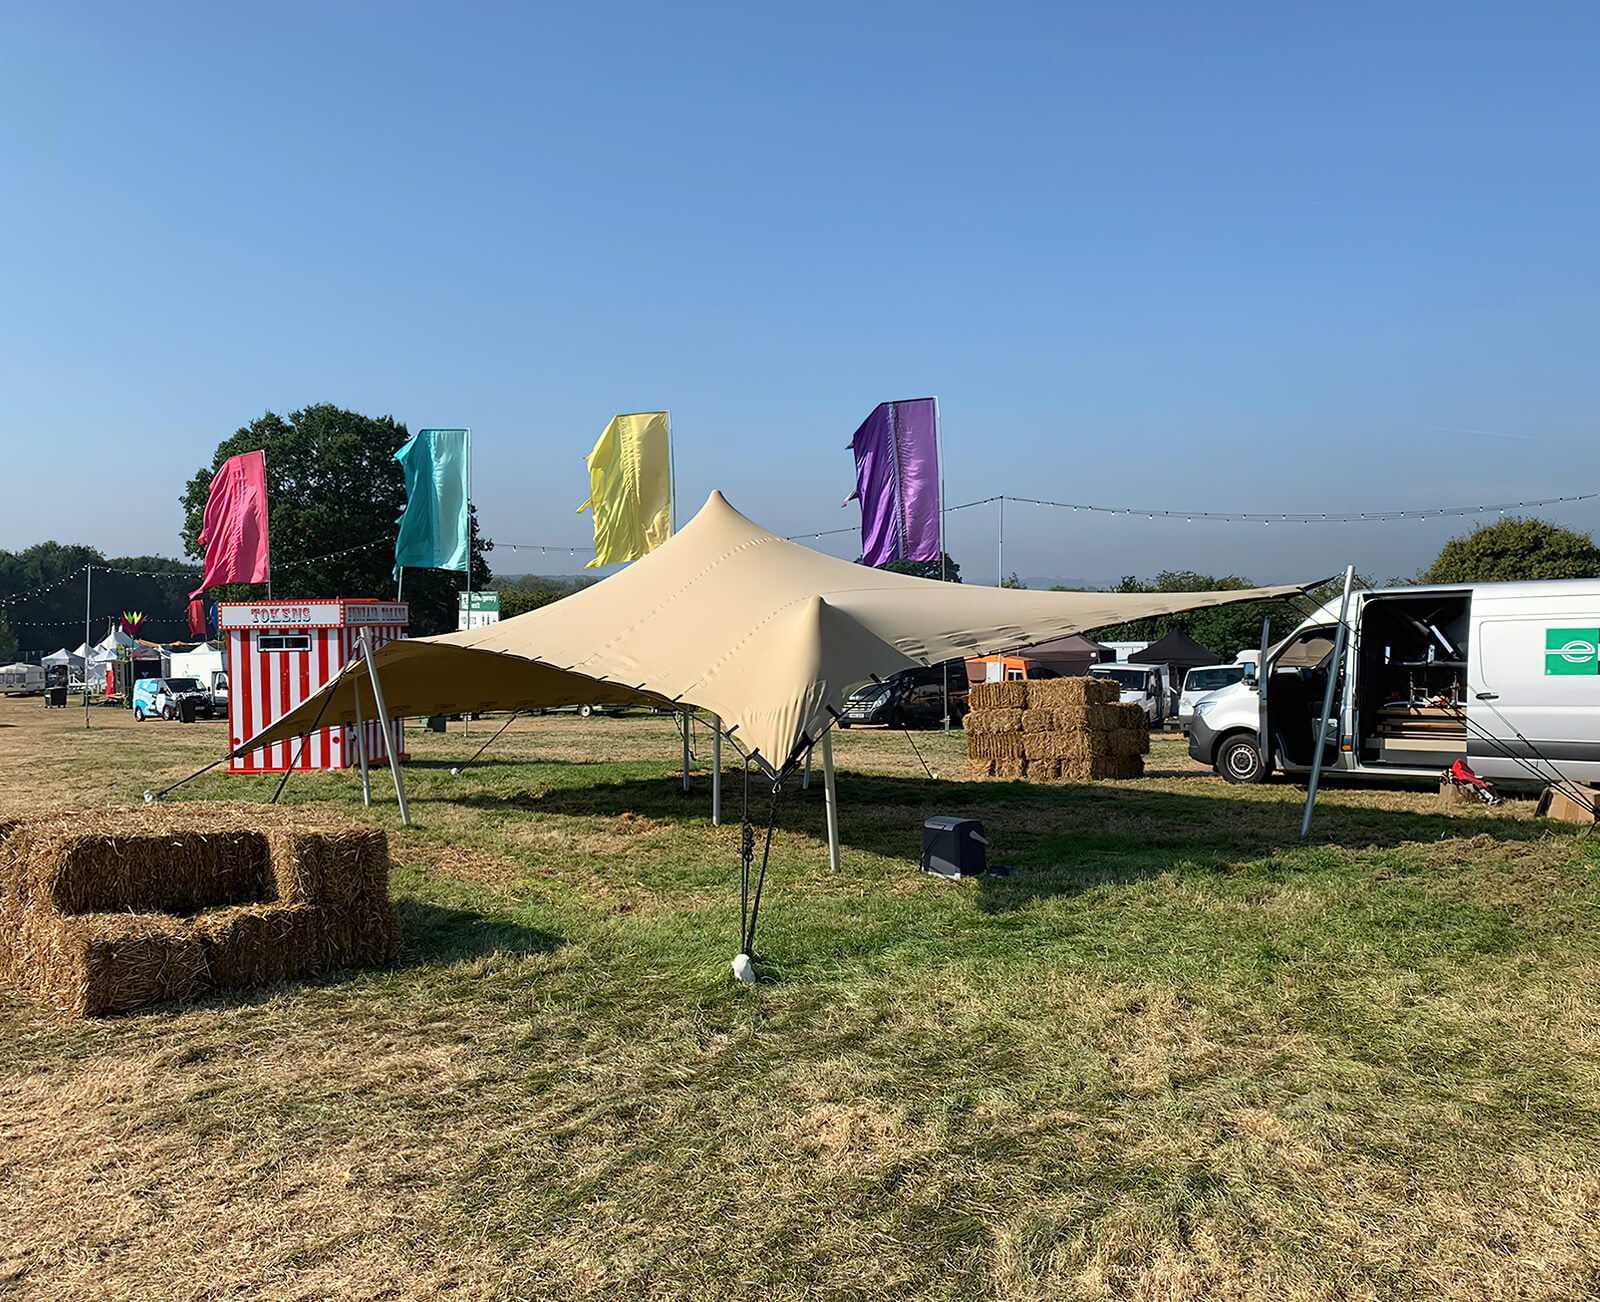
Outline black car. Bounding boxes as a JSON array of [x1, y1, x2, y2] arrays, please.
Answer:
[[837, 660, 969, 729]]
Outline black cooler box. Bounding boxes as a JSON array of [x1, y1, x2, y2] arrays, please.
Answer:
[[922, 816, 989, 879]]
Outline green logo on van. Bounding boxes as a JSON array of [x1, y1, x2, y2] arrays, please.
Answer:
[[1546, 628, 1600, 675]]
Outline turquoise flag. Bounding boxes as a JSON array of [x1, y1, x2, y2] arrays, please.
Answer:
[[394, 429, 470, 578]]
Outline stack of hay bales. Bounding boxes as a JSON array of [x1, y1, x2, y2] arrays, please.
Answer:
[[0, 802, 400, 1017], [965, 677, 1150, 783]]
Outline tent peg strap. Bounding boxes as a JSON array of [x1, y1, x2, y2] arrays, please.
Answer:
[[270, 657, 356, 805], [741, 776, 784, 959], [455, 710, 523, 774], [739, 757, 755, 956]]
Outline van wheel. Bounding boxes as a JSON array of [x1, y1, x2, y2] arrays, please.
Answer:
[[1218, 735, 1265, 785], [162, 704, 176, 721], [134, 705, 145, 721], [578, 704, 593, 718]]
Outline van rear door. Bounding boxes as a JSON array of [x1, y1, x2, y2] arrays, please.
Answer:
[[1470, 586, 1600, 784]]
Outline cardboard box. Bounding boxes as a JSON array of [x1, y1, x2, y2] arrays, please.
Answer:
[[1438, 777, 1479, 808], [1535, 784, 1600, 824]]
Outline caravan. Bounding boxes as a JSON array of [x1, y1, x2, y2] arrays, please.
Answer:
[[1187, 579, 1600, 789]]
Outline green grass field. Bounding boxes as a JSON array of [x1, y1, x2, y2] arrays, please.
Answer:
[[2, 697, 1598, 1300]]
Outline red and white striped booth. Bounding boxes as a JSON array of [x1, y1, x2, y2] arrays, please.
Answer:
[[221, 600, 409, 774]]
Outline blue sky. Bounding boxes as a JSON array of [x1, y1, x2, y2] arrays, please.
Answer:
[[3, 2, 1598, 587]]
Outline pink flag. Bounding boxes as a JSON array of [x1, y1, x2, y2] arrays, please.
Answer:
[[190, 451, 271, 597]]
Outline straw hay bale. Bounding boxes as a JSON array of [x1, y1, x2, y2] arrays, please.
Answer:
[[967, 734, 1026, 761], [963, 757, 997, 780], [1111, 702, 1148, 731], [1060, 755, 1145, 783], [1019, 709, 1061, 734], [1046, 704, 1121, 732], [1027, 677, 1120, 709], [969, 681, 1028, 710], [0, 802, 400, 1017], [18, 912, 210, 1017], [1027, 758, 1062, 781], [267, 828, 390, 906], [994, 759, 1028, 781], [1103, 728, 1148, 758], [962, 709, 1023, 737]]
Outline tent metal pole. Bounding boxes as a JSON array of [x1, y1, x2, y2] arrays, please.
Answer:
[[682, 708, 691, 793], [83, 564, 91, 726], [823, 729, 840, 873], [352, 678, 372, 807], [935, 394, 951, 732], [802, 744, 812, 790], [1301, 566, 1355, 840], [359, 626, 410, 826], [711, 714, 722, 825]]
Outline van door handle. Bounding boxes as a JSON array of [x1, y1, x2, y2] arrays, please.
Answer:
[[1475, 692, 1498, 701]]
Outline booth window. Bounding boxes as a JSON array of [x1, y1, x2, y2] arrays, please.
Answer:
[[258, 635, 311, 653]]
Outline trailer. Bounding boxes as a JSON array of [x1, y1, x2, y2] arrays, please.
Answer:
[[0, 663, 45, 695]]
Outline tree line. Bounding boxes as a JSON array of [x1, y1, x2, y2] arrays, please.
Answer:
[[0, 544, 201, 662]]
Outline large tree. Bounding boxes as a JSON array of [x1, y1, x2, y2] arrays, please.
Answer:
[[1418, 516, 1600, 584], [0, 612, 16, 662], [181, 405, 491, 638]]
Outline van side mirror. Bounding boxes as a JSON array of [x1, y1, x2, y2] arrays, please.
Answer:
[[1242, 666, 1258, 686]]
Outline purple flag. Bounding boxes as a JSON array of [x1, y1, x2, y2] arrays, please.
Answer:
[[849, 398, 941, 567]]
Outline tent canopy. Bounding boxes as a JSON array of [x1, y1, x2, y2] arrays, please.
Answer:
[[1136, 628, 1224, 673], [237, 491, 1309, 775], [41, 647, 84, 668], [1012, 632, 1114, 678]]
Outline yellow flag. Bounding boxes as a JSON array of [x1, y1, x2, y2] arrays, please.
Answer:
[[575, 412, 673, 568]]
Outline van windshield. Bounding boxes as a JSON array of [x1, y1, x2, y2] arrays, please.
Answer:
[[1185, 666, 1243, 694], [1094, 667, 1151, 691], [163, 679, 202, 693]]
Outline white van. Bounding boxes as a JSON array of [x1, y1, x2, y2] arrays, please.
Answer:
[[1177, 663, 1248, 731], [1090, 662, 1172, 727], [1187, 579, 1600, 788]]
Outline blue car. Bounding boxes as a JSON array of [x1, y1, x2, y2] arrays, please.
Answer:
[[132, 676, 212, 721]]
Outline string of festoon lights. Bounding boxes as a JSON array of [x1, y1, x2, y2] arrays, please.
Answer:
[[0, 563, 202, 609], [782, 489, 1598, 541], [496, 541, 597, 557], [7, 612, 192, 630]]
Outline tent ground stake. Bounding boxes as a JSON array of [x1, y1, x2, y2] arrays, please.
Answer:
[[360, 627, 410, 827], [823, 729, 840, 873]]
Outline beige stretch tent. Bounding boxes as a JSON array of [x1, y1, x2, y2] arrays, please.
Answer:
[[237, 490, 1307, 775]]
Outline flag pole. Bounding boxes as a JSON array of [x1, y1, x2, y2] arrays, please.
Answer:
[[935, 396, 950, 733], [464, 427, 472, 739], [83, 564, 91, 726], [263, 449, 272, 600], [667, 410, 676, 533]]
